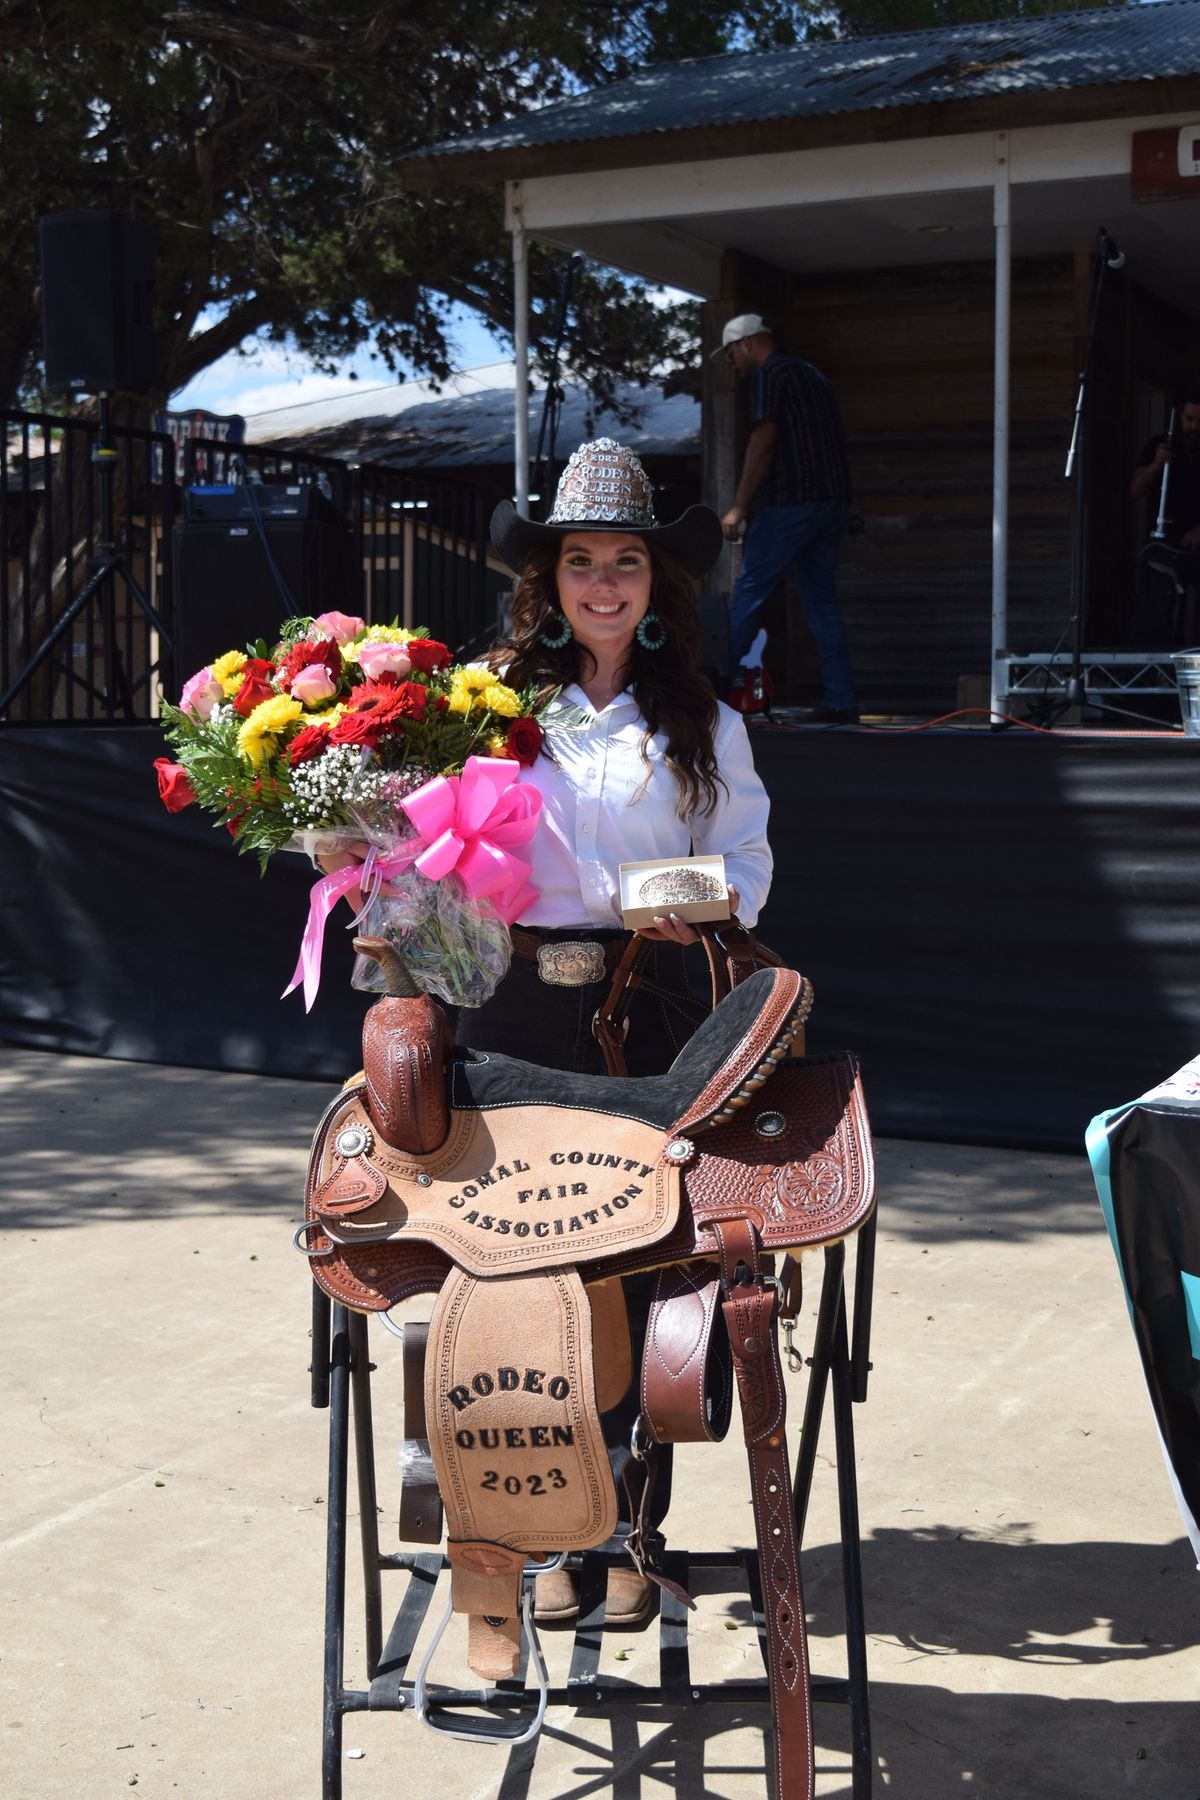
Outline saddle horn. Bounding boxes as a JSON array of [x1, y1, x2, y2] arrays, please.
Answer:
[[353, 934, 421, 998]]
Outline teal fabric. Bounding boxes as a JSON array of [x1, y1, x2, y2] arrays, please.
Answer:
[[1181, 1270, 1200, 1362], [1085, 1104, 1139, 1326]]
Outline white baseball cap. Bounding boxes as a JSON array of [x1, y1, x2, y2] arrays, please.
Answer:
[[710, 312, 771, 358]]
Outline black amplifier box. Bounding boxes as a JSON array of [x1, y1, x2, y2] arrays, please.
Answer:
[[183, 481, 341, 524]]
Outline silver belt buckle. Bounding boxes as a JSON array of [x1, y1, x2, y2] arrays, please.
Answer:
[[536, 940, 607, 986]]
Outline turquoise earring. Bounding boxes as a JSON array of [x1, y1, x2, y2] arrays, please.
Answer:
[[636, 610, 667, 651], [540, 612, 573, 648]]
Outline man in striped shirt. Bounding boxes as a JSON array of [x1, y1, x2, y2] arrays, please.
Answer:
[[718, 314, 858, 723]]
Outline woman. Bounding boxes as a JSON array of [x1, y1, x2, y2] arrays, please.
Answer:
[[473, 437, 773, 1076], [477, 437, 774, 1625]]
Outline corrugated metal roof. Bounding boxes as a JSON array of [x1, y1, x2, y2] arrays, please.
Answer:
[[248, 363, 699, 467], [412, 1, 1197, 160]]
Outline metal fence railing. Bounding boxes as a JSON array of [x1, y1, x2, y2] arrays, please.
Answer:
[[1, 407, 176, 723], [2, 409, 502, 725]]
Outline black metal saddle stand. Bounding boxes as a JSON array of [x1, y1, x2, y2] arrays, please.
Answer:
[[309, 1213, 877, 1799]]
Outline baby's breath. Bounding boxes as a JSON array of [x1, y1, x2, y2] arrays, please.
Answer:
[[282, 746, 390, 828]]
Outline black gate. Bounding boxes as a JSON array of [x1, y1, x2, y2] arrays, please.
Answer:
[[1, 409, 502, 724]]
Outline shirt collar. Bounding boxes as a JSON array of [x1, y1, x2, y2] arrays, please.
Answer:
[[559, 682, 637, 717]]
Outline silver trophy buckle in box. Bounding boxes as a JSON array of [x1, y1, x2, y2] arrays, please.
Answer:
[[618, 854, 730, 931]]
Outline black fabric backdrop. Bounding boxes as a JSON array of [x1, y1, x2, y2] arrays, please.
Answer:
[[1, 725, 1195, 1150]]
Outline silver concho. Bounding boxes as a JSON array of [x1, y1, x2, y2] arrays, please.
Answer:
[[754, 1111, 787, 1139], [335, 1124, 372, 1159], [664, 1137, 695, 1164], [536, 941, 607, 987]]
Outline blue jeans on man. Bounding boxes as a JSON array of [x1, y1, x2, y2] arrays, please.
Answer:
[[729, 501, 856, 712]]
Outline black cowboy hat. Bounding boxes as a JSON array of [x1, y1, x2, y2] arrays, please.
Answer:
[[490, 438, 723, 579]]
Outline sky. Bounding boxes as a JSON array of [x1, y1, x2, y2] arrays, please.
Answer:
[[169, 305, 511, 421]]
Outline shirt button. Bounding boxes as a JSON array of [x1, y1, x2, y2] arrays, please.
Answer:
[[581, 825, 591, 834], [588, 878, 598, 888]]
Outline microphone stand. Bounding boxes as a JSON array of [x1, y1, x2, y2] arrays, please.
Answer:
[[1040, 230, 1165, 727], [1150, 407, 1176, 543], [530, 253, 581, 518]]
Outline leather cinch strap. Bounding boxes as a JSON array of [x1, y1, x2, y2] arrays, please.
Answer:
[[710, 1217, 814, 1800]]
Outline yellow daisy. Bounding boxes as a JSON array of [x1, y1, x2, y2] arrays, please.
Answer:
[[237, 694, 303, 768], [482, 682, 520, 719], [485, 732, 508, 757], [211, 649, 248, 696]]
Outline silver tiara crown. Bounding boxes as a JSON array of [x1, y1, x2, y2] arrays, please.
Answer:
[[546, 438, 658, 528]]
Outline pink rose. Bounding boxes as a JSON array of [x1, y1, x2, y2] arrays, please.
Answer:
[[314, 610, 366, 644], [356, 639, 412, 680], [289, 663, 339, 706], [179, 667, 223, 720]]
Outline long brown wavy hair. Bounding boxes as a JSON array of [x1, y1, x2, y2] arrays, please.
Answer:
[[492, 538, 724, 818]]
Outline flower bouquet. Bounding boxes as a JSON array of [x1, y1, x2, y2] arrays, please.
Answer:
[[155, 610, 547, 1009]]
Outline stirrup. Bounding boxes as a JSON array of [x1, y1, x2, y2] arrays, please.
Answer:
[[411, 1553, 566, 1745]]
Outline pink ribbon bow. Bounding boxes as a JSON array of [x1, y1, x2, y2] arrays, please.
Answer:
[[283, 757, 541, 1011]]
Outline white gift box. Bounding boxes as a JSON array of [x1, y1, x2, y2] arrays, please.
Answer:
[[617, 853, 730, 930]]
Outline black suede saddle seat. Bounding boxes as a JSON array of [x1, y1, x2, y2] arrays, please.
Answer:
[[449, 966, 807, 1135]]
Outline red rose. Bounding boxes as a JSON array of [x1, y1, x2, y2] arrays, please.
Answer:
[[505, 717, 542, 767], [288, 724, 329, 765], [232, 673, 276, 716], [153, 757, 196, 812], [329, 709, 386, 748], [405, 638, 450, 674], [226, 811, 247, 839]]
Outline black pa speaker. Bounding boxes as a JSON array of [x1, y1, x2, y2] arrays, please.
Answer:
[[172, 516, 357, 679], [40, 210, 157, 394]]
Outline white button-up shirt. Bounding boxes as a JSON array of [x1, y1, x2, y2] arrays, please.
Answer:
[[517, 685, 772, 928]]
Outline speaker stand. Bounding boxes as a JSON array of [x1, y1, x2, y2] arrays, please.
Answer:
[[0, 394, 173, 720]]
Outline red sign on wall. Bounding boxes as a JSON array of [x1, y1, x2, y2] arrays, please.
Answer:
[[1132, 124, 1200, 201]]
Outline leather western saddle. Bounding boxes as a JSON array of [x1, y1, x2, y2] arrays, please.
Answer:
[[299, 945, 875, 1800]]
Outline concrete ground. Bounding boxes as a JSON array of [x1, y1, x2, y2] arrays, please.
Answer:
[[1, 1046, 1196, 1800]]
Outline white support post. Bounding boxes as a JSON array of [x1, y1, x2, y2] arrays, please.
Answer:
[[991, 133, 1011, 721], [507, 182, 530, 519]]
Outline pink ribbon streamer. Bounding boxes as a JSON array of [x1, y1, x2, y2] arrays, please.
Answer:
[[283, 756, 541, 1011]]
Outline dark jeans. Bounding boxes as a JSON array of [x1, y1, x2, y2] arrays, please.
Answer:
[[730, 500, 857, 710], [453, 930, 710, 1528], [460, 930, 706, 1075]]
